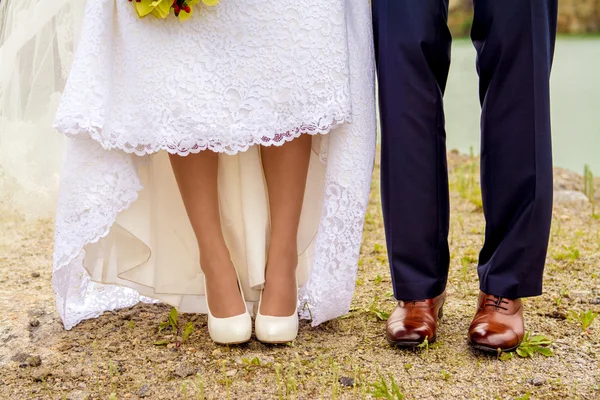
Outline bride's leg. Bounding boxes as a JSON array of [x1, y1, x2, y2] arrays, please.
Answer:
[[260, 135, 312, 316], [169, 152, 246, 318]]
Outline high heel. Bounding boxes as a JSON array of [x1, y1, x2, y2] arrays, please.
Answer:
[[255, 282, 299, 344], [204, 265, 252, 345]]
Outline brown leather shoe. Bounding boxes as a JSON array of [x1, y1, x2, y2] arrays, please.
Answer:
[[386, 292, 446, 347], [467, 291, 525, 353]]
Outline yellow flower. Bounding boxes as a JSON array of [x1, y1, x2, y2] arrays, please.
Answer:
[[134, 0, 171, 19], [133, 0, 220, 21]]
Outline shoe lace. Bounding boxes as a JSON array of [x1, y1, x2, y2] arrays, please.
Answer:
[[484, 295, 509, 311]]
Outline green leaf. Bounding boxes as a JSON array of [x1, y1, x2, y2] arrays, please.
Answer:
[[169, 307, 178, 326], [516, 347, 528, 358], [182, 322, 194, 343], [157, 321, 170, 333], [153, 340, 170, 346], [374, 310, 390, 321], [533, 346, 554, 357], [499, 352, 514, 361]]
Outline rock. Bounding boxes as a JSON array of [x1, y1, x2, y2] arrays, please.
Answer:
[[338, 376, 355, 387], [121, 309, 139, 320], [69, 367, 83, 379], [226, 369, 238, 377], [57, 343, 73, 352], [33, 368, 51, 382], [66, 390, 88, 400], [137, 385, 151, 398], [174, 363, 196, 378], [27, 355, 42, 367], [554, 190, 589, 205], [530, 377, 545, 386], [31, 272, 41, 278], [29, 319, 40, 328], [28, 308, 45, 318], [11, 352, 30, 363]]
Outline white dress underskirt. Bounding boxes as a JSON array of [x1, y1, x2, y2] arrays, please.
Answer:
[[44, 0, 376, 330]]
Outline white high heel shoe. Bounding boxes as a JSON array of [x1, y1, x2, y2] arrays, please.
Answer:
[[204, 266, 252, 345], [255, 282, 299, 344]]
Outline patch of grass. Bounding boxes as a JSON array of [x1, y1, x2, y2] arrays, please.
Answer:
[[450, 147, 483, 210], [552, 246, 581, 261], [370, 374, 405, 400]]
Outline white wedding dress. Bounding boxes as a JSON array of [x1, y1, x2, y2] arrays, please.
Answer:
[[0, 0, 376, 330]]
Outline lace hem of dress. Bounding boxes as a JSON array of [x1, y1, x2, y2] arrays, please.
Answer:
[[53, 112, 352, 156]]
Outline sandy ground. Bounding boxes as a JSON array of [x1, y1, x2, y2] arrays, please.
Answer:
[[0, 152, 599, 400]]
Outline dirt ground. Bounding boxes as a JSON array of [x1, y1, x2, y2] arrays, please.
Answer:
[[0, 152, 599, 400]]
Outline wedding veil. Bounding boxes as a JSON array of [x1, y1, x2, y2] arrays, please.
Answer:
[[0, 0, 85, 219]]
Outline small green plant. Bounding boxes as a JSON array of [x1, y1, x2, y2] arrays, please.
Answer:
[[241, 356, 262, 371], [195, 373, 205, 400], [416, 336, 430, 356], [181, 382, 189, 399], [584, 164, 597, 217], [220, 360, 232, 400], [515, 393, 531, 400], [351, 297, 390, 321], [515, 332, 553, 358], [274, 363, 284, 400], [286, 363, 298, 398], [441, 370, 451, 381], [370, 374, 405, 400], [373, 243, 385, 254], [570, 309, 598, 332], [373, 274, 383, 284], [108, 394, 118, 400], [155, 307, 195, 347]]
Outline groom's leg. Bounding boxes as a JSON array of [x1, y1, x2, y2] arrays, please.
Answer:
[[373, 0, 452, 300], [472, 0, 558, 298]]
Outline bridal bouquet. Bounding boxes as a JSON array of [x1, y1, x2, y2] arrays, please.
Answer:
[[129, 0, 220, 22]]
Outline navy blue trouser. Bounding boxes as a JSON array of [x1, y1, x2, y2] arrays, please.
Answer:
[[373, 0, 558, 300]]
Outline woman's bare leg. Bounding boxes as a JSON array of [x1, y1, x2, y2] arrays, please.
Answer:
[[260, 135, 312, 316], [169, 152, 246, 318]]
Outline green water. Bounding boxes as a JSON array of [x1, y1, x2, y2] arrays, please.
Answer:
[[444, 37, 600, 175]]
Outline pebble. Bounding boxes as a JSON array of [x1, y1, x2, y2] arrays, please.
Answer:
[[137, 385, 151, 398], [29, 319, 40, 328], [32, 368, 51, 382], [11, 352, 30, 363], [554, 190, 589, 205], [338, 377, 355, 387], [57, 343, 73, 352], [174, 363, 196, 378], [530, 377, 546, 386], [31, 272, 40, 278], [121, 309, 139, 320], [27, 356, 42, 367], [225, 369, 238, 377]]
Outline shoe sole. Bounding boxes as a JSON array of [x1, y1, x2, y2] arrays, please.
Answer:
[[387, 335, 437, 348], [257, 339, 295, 345], [468, 341, 520, 354], [213, 338, 251, 346]]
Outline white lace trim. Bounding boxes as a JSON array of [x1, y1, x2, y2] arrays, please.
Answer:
[[54, 112, 351, 156]]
